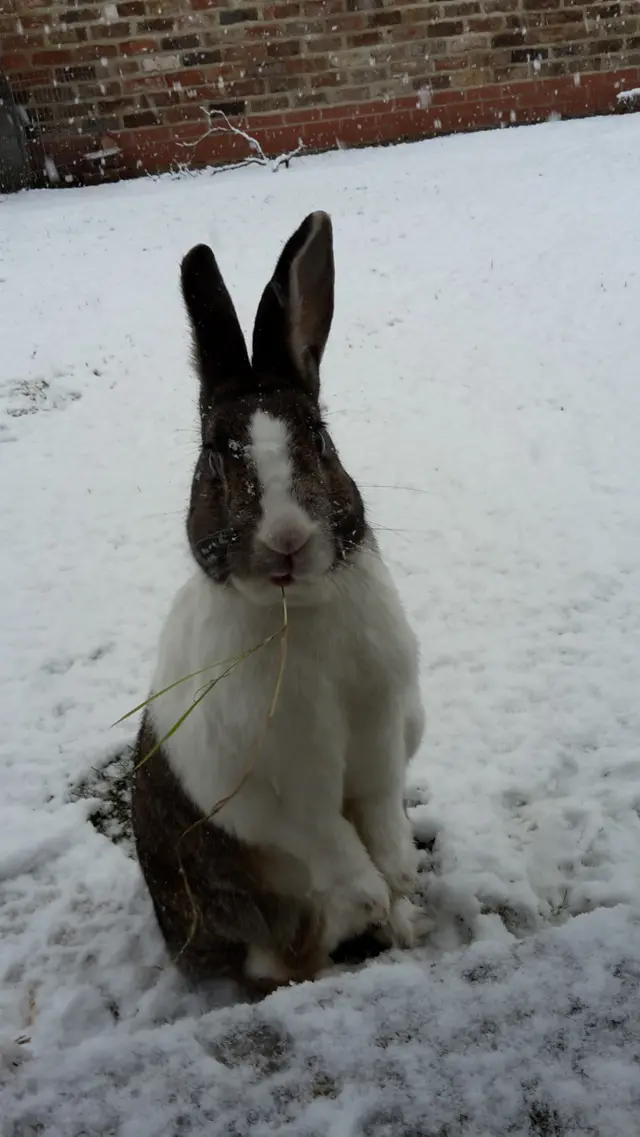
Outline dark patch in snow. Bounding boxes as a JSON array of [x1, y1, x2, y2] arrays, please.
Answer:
[[70, 747, 134, 851], [1, 377, 81, 418]]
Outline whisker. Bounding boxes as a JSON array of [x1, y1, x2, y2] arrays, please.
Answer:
[[361, 483, 435, 495], [142, 509, 185, 519], [370, 524, 433, 536]]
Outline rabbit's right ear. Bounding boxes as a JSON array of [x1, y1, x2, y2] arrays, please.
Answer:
[[252, 211, 334, 400], [180, 244, 251, 409]]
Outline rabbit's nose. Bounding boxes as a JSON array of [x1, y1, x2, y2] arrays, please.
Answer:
[[262, 522, 311, 556]]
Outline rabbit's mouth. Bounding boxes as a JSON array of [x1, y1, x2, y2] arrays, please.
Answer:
[[270, 572, 295, 588], [233, 567, 335, 608]]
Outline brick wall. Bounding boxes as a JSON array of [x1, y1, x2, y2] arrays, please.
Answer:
[[1, 0, 639, 184]]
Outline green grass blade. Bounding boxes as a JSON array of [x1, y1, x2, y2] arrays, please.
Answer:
[[113, 628, 285, 728]]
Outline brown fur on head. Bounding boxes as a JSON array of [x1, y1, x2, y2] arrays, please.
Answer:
[[180, 213, 367, 604]]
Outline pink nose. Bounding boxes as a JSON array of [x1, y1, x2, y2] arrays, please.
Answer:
[[262, 524, 310, 556]]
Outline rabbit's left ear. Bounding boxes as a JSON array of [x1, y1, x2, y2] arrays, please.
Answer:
[[252, 211, 334, 399], [180, 243, 252, 413]]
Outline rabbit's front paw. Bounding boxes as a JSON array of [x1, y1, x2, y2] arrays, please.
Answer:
[[372, 896, 432, 951], [322, 869, 390, 952], [244, 945, 291, 986], [374, 836, 420, 899], [386, 896, 432, 949]]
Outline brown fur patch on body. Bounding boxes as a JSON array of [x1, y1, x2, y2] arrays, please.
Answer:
[[131, 714, 326, 993]]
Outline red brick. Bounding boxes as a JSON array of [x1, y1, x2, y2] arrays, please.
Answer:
[[181, 48, 222, 65], [427, 20, 465, 37], [164, 104, 208, 123], [266, 74, 308, 93], [73, 43, 119, 61], [272, 3, 301, 16], [8, 68, 51, 87], [118, 38, 158, 53], [115, 60, 143, 75], [432, 88, 470, 105], [435, 54, 473, 71], [8, 14, 48, 31], [368, 11, 401, 27], [138, 18, 175, 32], [2, 32, 45, 50], [468, 16, 506, 32], [220, 43, 268, 63], [266, 38, 302, 58], [190, 76, 266, 98], [32, 49, 74, 65], [92, 22, 134, 40], [301, 0, 344, 12], [62, 6, 102, 22], [309, 70, 342, 88], [347, 30, 383, 47], [47, 28, 89, 46], [123, 107, 160, 126], [390, 24, 429, 43], [243, 22, 285, 38], [116, 123, 172, 144], [163, 69, 206, 86], [328, 13, 366, 31], [121, 72, 166, 91], [245, 109, 285, 126], [248, 93, 292, 111], [263, 55, 328, 76], [1, 52, 31, 70], [305, 34, 343, 52]]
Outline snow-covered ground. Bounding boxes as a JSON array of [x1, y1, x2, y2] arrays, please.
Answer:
[[2, 114, 640, 1135]]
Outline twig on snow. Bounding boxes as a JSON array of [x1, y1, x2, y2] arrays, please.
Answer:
[[616, 87, 640, 112], [175, 107, 304, 175]]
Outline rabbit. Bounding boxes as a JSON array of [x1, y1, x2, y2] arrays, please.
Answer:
[[131, 211, 426, 994]]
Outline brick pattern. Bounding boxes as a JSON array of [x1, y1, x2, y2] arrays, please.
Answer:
[[1, 0, 639, 181]]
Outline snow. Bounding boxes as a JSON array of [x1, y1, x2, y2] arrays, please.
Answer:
[[2, 112, 640, 1134]]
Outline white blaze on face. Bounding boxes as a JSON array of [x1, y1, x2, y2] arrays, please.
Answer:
[[249, 410, 315, 555]]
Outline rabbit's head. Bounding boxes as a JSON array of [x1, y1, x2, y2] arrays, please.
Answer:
[[181, 211, 367, 606]]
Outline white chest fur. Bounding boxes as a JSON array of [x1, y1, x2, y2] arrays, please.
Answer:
[[148, 539, 424, 950]]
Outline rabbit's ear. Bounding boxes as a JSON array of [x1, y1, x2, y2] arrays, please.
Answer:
[[180, 244, 251, 409], [252, 211, 334, 399]]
